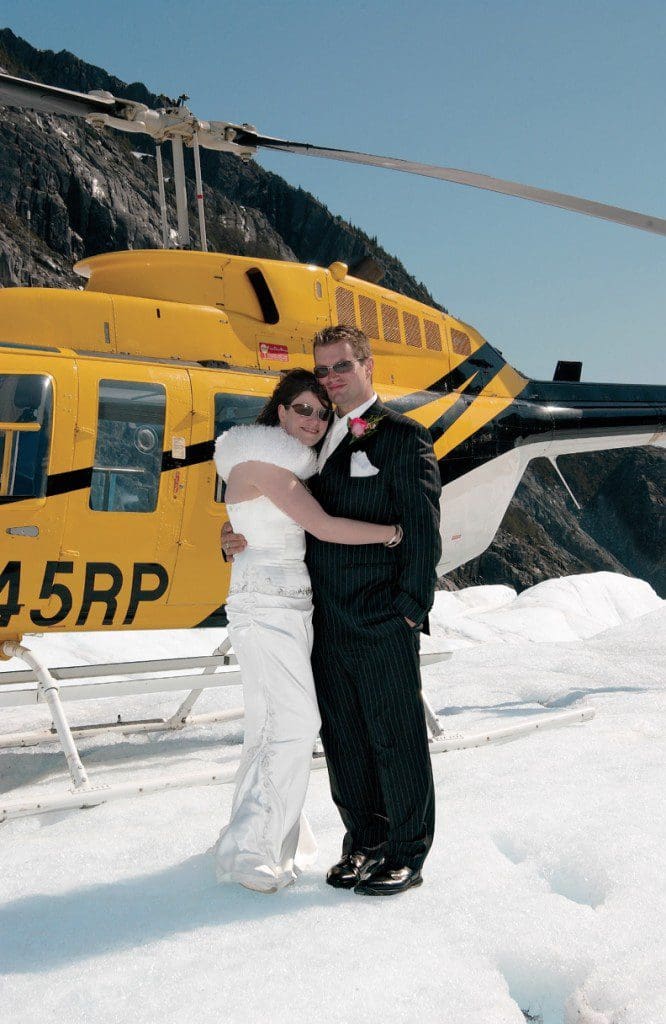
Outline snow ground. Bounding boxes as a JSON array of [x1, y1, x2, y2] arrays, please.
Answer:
[[0, 572, 664, 1024]]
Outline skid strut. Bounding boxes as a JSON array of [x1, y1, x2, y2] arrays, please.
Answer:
[[2, 641, 91, 792]]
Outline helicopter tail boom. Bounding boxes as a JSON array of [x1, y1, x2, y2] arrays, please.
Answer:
[[514, 378, 666, 456], [434, 375, 664, 574]]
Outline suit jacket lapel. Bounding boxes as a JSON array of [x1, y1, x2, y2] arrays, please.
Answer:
[[319, 399, 387, 476]]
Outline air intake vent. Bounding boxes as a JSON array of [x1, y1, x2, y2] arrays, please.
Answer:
[[358, 295, 379, 338], [403, 311, 422, 348], [424, 320, 442, 352], [380, 303, 400, 343], [451, 328, 472, 356], [335, 286, 357, 327], [246, 268, 279, 324]]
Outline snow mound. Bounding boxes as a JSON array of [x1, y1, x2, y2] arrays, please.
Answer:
[[429, 573, 662, 649]]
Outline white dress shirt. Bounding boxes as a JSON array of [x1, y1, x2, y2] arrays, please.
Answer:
[[318, 392, 378, 470]]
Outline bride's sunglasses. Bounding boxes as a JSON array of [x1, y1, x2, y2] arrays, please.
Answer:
[[287, 402, 332, 422]]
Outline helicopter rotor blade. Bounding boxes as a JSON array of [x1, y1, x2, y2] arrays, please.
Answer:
[[0, 72, 141, 119], [243, 133, 666, 237], [2, 69, 664, 237]]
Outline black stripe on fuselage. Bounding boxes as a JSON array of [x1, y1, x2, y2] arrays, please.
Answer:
[[427, 346, 510, 445], [384, 342, 508, 418], [428, 342, 507, 395], [429, 393, 471, 446], [46, 466, 93, 496], [385, 344, 510, 445], [4, 439, 217, 503], [160, 440, 215, 474]]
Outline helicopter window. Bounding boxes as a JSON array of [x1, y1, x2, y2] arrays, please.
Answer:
[[213, 392, 267, 502], [403, 311, 422, 348], [380, 303, 401, 343], [0, 374, 53, 500], [335, 286, 357, 328], [424, 320, 443, 352], [358, 295, 380, 339], [90, 380, 166, 514]]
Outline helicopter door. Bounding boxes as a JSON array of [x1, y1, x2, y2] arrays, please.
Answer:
[[167, 371, 268, 612], [0, 360, 76, 636], [57, 360, 191, 632]]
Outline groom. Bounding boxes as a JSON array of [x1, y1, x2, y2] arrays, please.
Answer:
[[223, 325, 442, 895]]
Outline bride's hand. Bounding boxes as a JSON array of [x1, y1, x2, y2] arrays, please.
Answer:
[[221, 520, 247, 562]]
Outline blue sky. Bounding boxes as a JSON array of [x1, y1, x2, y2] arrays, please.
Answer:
[[2, 0, 665, 383]]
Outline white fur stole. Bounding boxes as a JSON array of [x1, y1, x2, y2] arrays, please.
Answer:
[[214, 424, 317, 482]]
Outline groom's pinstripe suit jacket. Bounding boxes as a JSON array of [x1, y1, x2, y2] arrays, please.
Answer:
[[306, 399, 442, 643]]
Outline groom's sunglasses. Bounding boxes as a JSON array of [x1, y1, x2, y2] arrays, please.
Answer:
[[313, 358, 366, 379], [287, 402, 333, 422]]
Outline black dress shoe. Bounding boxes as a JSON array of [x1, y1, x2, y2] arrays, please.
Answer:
[[354, 864, 423, 896], [326, 851, 385, 889]]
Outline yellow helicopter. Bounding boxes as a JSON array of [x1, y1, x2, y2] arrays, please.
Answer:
[[0, 69, 662, 821], [0, 71, 664, 648]]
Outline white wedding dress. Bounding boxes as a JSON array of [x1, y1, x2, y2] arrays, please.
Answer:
[[212, 425, 321, 892]]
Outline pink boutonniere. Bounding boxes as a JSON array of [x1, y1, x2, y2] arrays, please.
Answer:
[[347, 413, 384, 445]]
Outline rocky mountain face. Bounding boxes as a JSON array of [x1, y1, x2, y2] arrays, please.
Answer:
[[0, 28, 438, 302], [1, 28, 664, 596]]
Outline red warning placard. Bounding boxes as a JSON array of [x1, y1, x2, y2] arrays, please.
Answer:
[[258, 342, 289, 362]]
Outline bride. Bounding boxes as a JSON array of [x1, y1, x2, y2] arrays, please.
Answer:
[[212, 368, 401, 893]]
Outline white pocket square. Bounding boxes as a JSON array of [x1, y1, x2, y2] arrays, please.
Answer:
[[350, 451, 379, 477]]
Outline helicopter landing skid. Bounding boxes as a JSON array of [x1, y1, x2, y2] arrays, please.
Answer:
[[0, 643, 594, 822], [0, 637, 245, 748], [0, 637, 248, 820]]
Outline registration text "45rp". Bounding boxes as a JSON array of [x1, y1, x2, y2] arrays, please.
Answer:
[[0, 561, 169, 628]]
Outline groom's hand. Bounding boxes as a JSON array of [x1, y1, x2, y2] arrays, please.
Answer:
[[221, 520, 247, 562]]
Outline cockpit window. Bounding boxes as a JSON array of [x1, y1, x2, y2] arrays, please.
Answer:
[[90, 380, 165, 513], [213, 392, 266, 502], [0, 374, 53, 499]]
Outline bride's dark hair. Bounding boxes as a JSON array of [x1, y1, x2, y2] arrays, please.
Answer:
[[256, 368, 331, 426]]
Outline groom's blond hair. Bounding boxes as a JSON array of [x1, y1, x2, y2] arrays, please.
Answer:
[[313, 325, 372, 362]]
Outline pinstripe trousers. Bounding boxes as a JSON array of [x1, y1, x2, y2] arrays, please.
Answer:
[[311, 620, 435, 870]]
